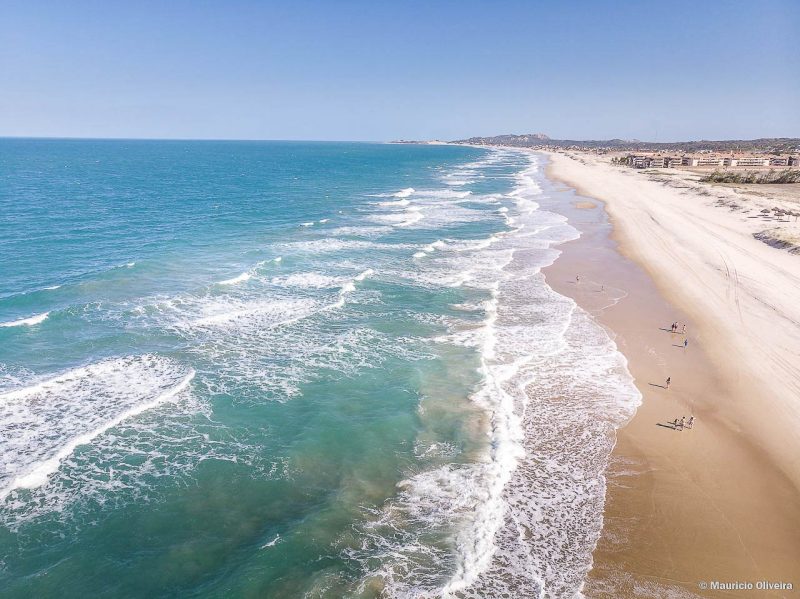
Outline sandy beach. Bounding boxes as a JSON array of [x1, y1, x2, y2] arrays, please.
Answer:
[[540, 152, 800, 597]]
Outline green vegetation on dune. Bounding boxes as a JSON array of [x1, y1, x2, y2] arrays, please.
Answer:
[[700, 170, 800, 184]]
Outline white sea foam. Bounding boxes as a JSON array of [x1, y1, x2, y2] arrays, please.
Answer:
[[0, 312, 50, 328], [0, 355, 195, 501], [453, 236, 500, 252], [416, 189, 472, 200], [373, 192, 482, 230], [189, 297, 319, 328], [0, 372, 277, 528], [217, 272, 252, 286], [261, 534, 282, 549], [271, 272, 344, 288], [395, 187, 415, 198], [301, 221, 315, 227], [327, 269, 371, 310], [449, 301, 485, 312], [0, 364, 34, 395], [119, 260, 385, 406], [373, 210, 421, 228], [327, 225, 392, 238], [379, 198, 411, 207], [400, 207, 425, 227], [424, 240, 447, 252], [186, 316, 415, 404], [278, 239, 384, 254], [354, 269, 374, 281], [108, 261, 136, 271]]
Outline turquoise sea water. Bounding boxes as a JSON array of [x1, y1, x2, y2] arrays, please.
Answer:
[[0, 140, 639, 597]]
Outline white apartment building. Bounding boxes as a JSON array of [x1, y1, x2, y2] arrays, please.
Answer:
[[625, 153, 798, 169], [731, 156, 770, 167], [684, 156, 724, 167]]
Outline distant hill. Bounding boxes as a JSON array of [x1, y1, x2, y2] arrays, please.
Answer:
[[453, 134, 800, 153]]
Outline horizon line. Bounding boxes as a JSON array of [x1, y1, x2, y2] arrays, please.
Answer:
[[2, 134, 798, 144], [0, 135, 394, 143]]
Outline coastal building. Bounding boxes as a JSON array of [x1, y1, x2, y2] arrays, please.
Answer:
[[732, 156, 770, 167], [667, 156, 683, 168], [768, 156, 799, 167], [623, 153, 799, 170], [627, 155, 651, 168], [686, 156, 724, 167]]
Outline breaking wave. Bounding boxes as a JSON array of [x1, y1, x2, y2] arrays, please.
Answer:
[[0, 312, 50, 328], [0, 355, 194, 501]]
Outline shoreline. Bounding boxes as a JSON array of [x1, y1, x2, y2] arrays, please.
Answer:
[[537, 152, 800, 596]]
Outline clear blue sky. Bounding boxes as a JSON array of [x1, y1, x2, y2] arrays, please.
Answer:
[[2, 0, 798, 141]]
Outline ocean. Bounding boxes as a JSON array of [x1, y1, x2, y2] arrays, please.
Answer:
[[0, 140, 640, 597]]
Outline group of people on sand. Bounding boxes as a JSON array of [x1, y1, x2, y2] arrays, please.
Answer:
[[670, 321, 686, 334], [665, 322, 696, 431], [671, 416, 694, 431]]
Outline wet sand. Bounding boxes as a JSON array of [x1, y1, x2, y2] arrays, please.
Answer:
[[538, 159, 800, 597]]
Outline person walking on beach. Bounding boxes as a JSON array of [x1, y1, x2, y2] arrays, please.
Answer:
[[576, 275, 580, 284], [666, 376, 671, 389], [682, 324, 686, 334], [679, 416, 686, 430], [684, 339, 688, 349], [687, 416, 695, 429]]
